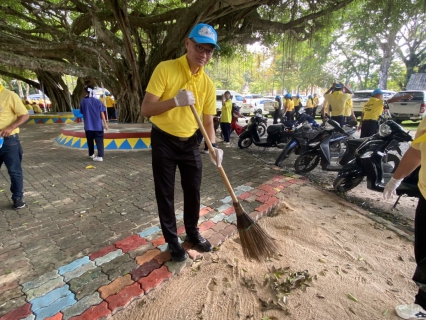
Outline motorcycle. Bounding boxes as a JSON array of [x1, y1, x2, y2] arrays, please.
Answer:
[[293, 118, 359, 173], [333, 120, 417, 197], [230, 104, 250, 136], [238, 110, 314, 149], [275, 115, 323, 166]]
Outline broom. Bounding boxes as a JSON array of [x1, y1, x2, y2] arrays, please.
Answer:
[[190, 105, 279, 261]]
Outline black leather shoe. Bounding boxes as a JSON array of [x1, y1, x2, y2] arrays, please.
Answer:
[[185, 232, 213, 252], [167, 242, 188, 262]]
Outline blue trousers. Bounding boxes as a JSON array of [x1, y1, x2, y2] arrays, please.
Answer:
[[220, 122, 231, 142], [0, 135, 24, 199]]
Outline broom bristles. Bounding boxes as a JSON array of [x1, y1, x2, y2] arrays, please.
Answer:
[[233, 202, 279, 261]]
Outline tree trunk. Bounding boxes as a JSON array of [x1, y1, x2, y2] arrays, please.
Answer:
[[36, 71, 72, 112]]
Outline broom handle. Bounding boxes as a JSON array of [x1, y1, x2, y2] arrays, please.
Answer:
[[189, 105, 239, 203]]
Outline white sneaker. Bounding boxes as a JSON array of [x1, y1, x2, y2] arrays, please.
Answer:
[[395, 304, 426, 319], [89, 154, 95, 159], [201, 150, 209, 154], [93, 157, 103, 162]]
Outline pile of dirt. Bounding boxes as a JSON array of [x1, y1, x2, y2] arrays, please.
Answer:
[[112, 185, 417, 320]]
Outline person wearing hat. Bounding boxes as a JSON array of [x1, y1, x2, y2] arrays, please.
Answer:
[[283, 94, 295, 121], [358, 89, 412, 138], [321, 83, 352, 126], [383, 116, 426, 319], [273, 95, 282, 124], [305, 95, 314, 117], [220, 91, 232, 145], [141, 23, 221, 262]]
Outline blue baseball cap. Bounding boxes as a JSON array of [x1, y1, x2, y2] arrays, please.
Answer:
[[372, 89, 384, 96], [334, 84, 343, 89], [189, 23, 220, 50]]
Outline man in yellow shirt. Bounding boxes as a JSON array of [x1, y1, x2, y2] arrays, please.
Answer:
[[141, 23, 219, 262], [359, 89, 412, 138], [283, 94, 295, 121], [384, 116, 426, 319], [343, 92, 356, 124], [321, 83, 352, 126], [312, 93, 320, 117], [220, 91, 232, 145], [305, 95, 314, 117], [100, 93, 116, 120], [293, 94, 303, 117], [0, 83, 30, 209]]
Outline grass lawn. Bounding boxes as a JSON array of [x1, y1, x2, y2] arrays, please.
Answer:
[[400, 120, 421, 131]]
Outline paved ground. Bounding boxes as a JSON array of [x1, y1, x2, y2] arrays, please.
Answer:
[[0, 122, 289, 318]]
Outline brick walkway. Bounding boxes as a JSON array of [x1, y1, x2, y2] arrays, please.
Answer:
[[0, 124, 306, 320]]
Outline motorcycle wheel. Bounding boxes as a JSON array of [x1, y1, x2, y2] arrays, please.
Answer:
[[238, 136, 252, 149], [275, 147, 297, 167], [257, 124, 267, 137], [333, 175, 364, 192], [294, 152, 320, 173]]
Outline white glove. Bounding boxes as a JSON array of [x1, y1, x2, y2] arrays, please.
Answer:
[[383, 177, 403, 200], [209, 148, 223, 167], [174, 90, 195, 107]]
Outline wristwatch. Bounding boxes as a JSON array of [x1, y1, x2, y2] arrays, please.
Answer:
[[211, 143, 217, 148]]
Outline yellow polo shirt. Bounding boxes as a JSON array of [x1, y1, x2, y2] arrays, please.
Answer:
[[293, 98, 301, 107], [324, 91, 351, 116], [344, 99, 353, 117], [313, 97, 319, 106], [146, 54, 216, 137], [285, 99, 294, 111], [0, 85, 29, 134], [306, 99, 313, 109], [362, 97, 383, 120], [221, 99, 232, 123], [411, 117, 426, 198]]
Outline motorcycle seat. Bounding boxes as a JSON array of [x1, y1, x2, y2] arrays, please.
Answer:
[[347, 137, 368, 147], [267, 124, 284, 135]]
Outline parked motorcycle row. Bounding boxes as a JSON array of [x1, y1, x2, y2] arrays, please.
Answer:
[[225, 107, 420, 203]]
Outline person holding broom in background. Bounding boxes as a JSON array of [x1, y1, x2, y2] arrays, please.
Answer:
[[141, 23, 222, 262]]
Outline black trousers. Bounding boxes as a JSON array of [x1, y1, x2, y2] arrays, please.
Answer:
[[151, 127, 202, 244], [273, 109, 281, 124], [331, 115, 345, 127], [312, 106, 318, 117], [414, 194, 426, 308], [284, 111, 294, 122], [360, 120, 378, 138], [85, 130, 104, 157], [305, 108, 313, 117], [107, 107, 116, 120], [220, 122, 231, 142]]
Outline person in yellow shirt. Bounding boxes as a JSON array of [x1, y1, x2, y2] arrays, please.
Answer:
[[24, 100, 33, 111], [312, 93, 320, 117], [220, 91, 232, 145], [32, 102, 43, 113], [293, 94, 303, 118], [321, 83, 352, 126], [100, 93, 117, 120], [0, 83, 30, 209], [141, 23, 219, 262], [283, 93, 295, 121], [359, 89, 412, 138], [343, 92, 356, 124], [305, 95, 314, 117], [383, 116, 426, 319]]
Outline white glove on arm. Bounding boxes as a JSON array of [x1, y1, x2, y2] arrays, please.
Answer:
[[209, 148, 223, 167], [174, 90, 195, 107], [383, 177, 403, 200]]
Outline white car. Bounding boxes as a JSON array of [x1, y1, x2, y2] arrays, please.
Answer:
[[388, 90, 426, 123], [352, 90, 395, 117], [215, 90, 244, 115], [241, 94, 274, 116]]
